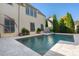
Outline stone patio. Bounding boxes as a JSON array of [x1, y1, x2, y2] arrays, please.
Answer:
[[0, 38, 40, 56], [0, 34, 79, 56], [48, 34, 79, 56]]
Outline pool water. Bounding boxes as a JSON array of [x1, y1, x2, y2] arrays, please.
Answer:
[[16, 34, 74, 55]]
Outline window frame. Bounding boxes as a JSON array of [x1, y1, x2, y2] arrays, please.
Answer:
[[41, 24, 44, 31], [26, 6, 30, 15], [4, 17, 15, 33], [30, 22, 35, 32], [26, 6, 37, 18]]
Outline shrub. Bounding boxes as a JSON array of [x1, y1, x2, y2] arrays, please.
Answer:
[[21, 28, 30, 35], [49, 27, 53, 32], [36, 28, 41, 34]]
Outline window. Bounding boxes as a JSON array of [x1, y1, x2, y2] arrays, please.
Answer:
[[4, 18, 15, 33], [26, 6, 37, 17], [34, 10, 37, 17], [30, 23, 35, 31], [41, 24, 44, 31], [26, 7, 29, 15], [30, 8, 33, 16]]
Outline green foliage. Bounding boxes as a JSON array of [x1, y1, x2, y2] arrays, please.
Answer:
[[59, 18, 66, 33], [45, 20, 48, 27], [49, 27, 53, 32], [21, 28, 30, 35], [66, 12, 75, 33], [36, 28, 41, 34], [52, 15, 59, 32], [59, 12, 75, 33]]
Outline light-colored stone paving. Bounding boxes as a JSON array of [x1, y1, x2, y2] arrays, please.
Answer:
[[0, 38, 40, 56], [0, 34, 79, 56], [48, 40, 75, 56], [44, 50, 64, 56], [43, 34, 78, 56], [47, 34, 79, 56]]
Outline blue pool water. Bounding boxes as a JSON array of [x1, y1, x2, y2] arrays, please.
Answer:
[[16, 34, 74, 55]]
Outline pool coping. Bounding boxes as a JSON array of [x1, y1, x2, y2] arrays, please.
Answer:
[[44, 34, 79, 56], [46, 40, 75, 56], [13, 33, 75, 40], [0, 33, 77, 56], [0, 33, 75, 40], [0, 39, 41, 56], [14, 33, 75, 56]]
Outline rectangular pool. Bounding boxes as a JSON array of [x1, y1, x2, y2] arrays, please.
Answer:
[[16, 34, 74, 55]]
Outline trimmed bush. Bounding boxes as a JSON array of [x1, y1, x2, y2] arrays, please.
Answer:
[[36, 28, 41, 34], [21, 28, 30, 35]]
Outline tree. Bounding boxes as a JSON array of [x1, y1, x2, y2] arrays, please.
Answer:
[[66, 12, 75, 33], [59, 12, 75, 33], [45, 20, 48, 27], [52, 15, 59, 32], [59, 18, 66, 33]]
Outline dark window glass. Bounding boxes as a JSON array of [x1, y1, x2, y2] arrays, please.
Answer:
[[34, 10, 37, 17], [4, 26, 10, 33], [11, 26, 15, 32], [4, 18, 15, 33], [26, 6, 37, 17], [30, 23, 35, 31], [41, 24, 44, 31], [30, 8, 33, 16], [5, 19, 9, 26], [26, 7, 29, 15]]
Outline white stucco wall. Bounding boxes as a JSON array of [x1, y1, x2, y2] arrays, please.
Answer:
[[19, 4, 46, 34], [48, 17, 53, 28], [0, 3, 18, 37], [0, 3, 46, 37]]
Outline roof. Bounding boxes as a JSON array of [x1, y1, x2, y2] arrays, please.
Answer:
[[18, 3, 46, 17], [26, 4, 46, 17]]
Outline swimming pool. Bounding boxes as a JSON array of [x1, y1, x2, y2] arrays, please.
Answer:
[[16, 34, 74, 55]]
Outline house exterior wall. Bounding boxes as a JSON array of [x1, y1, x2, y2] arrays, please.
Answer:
[[48, 17, 53, 28], [0, 3, 19, 37], [75, 24, 79, 33], [75, 21, 79, 33], [0, 3, 46, 37], [19, 4, 46, 34]]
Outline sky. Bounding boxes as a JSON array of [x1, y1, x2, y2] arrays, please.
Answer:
[[31, 3, 79, 21]]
